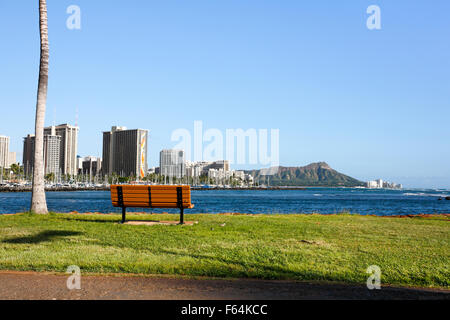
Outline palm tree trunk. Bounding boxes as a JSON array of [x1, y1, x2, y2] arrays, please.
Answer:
[[31, 0, 49, 214]]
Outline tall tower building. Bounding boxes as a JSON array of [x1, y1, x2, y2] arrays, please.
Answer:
[[44, 124, 79, 176], [80, 156, 102, 176], [8, 152, 17, 167], [208, 160, 230, 171], [102, 126, 148, 179], [23, 134, 61, 176], [43, 135, 61, 175], [160, 149, 185, 178], [23, 134, 35, 175], [0, 135, 10, 168]]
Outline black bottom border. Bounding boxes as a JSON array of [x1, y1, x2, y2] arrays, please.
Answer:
[[1, 300, 448, 318]]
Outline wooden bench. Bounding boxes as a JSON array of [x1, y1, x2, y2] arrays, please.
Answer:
[[110, 185, 194, 224]]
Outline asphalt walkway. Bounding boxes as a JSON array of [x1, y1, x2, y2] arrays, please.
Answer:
[[0, 271, 447, 300]]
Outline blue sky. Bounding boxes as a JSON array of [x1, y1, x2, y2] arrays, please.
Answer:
[[0, 1, 449, 188]]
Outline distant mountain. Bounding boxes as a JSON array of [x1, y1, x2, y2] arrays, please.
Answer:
[[245, 162, 364, 187]]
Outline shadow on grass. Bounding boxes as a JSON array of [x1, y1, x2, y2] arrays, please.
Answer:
[[63, 217, 163, 224], [64, 216, 179, 224], [160, 248, 313, 280], [3, 230, 83, 244], [159, 249, 450, 291], [62, 217, 118, 224]]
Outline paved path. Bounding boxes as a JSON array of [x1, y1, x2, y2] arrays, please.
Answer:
[[0, 271, 448, 300]]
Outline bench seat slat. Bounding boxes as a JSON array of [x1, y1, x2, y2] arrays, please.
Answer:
[[111, 188, 190, 192], [112, 202, 194, 208], [112, 203, 194, 208], [111, 196, 191, 202], [112, 200, 192, 205], [111, 187, 191, 192], [111, 192, 190, 197], [111, 192, 191, 196], [111, 192, 191, 197]]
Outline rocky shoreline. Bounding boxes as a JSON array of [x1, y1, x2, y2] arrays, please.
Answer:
[[0, 187, 108, 193], [0, 186, 308, 193]]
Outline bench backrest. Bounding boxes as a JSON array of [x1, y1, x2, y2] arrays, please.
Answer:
[[110, 185, 192, 208]]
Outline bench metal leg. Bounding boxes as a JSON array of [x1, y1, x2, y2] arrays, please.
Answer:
[[177, 186, 184, 225], [121, 207, 126, 224], [179, 207, 184, 225]]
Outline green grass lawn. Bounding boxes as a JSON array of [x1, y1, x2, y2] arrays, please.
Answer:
[[0, 212, 448, 289]]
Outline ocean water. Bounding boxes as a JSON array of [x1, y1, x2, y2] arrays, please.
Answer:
[[1, 188, 449, 216]]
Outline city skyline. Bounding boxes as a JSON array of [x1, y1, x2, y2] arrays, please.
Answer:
[[1, 117, 449, 188], [1, 1, 449, 188]]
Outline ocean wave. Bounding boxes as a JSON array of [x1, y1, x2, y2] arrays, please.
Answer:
[[403, 193, 448, 197]]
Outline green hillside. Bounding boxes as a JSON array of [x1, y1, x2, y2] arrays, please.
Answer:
[[246, 162, 364, 187]]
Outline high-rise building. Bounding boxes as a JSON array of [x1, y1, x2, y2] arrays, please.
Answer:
[[23, 134, 35, 175], [23, 134, 61, 175], [102, 126, 125, 176], [76, 155, 83, 174], [366, 179, 402, 189], [43, 135, 61, 175], [208, 160, 230, 171], [80, 156, 102, 176], [8, 152, 16, 167], [160, 149, 185, 178], [102, 126, 148, 178], [208, 168, 233, 180], [44, 124, 79, 176], [185, 161, 210, 177], [185, 160, 230, 177], [0, 135, 10, 168]]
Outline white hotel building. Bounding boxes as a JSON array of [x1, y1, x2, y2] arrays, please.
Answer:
[[160, 149, 186, 178], [0, 135, 10, 168]]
